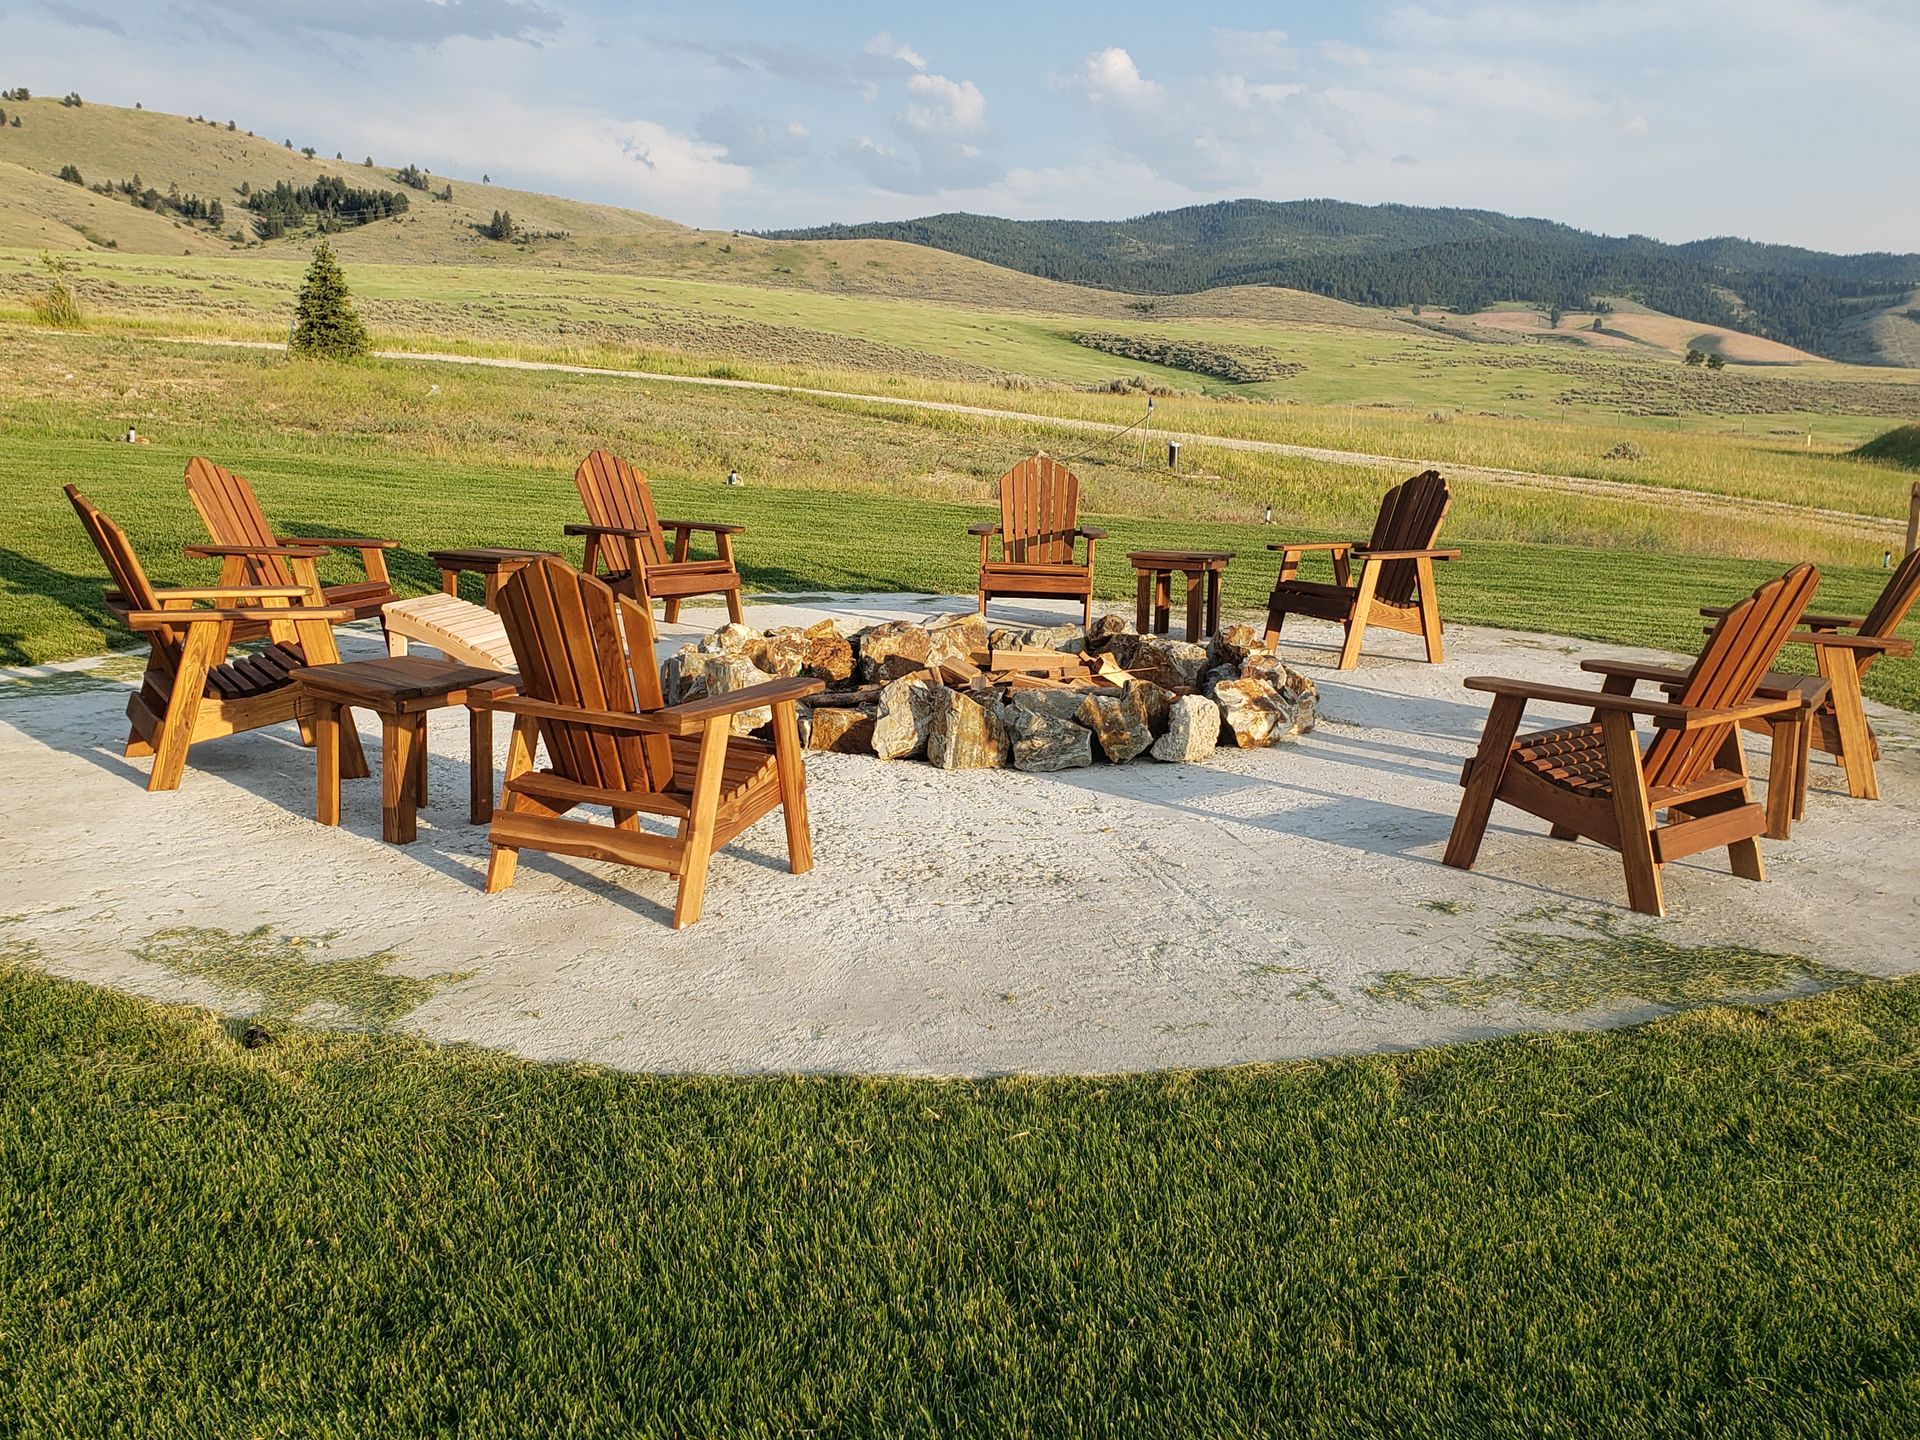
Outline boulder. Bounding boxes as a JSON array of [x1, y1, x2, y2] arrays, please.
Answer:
[[924, 611, 990, 669], [1021, 622, 1086, 655], [1126, 677, 1174, 738], [696, 622, 766, 667], [859, 620, 934, 683], [804, 706, 878, 754], [758, 627, 811, 679], [699, 653, 777, 736], [1005, 687, 1097, 727], [1239, 650, 1288, 686], [871, 671, 941, 759], [1006, 708, 1094, 773], [1082, 685, 1155, 764], [1208, 675, 1316, 748], [1201, 663, 1239, 695], [660, 645, 705, 704], [1209, 623, 1266, 671], [1128, 634, 1211, 691], [1151, 694, 1224, 763], [800, 619, 856, 683], [926, 688, 1008, 769], [1086, 612, 1135, 655]]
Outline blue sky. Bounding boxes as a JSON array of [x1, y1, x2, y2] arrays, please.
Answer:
[[9, 0, 1918, 250]]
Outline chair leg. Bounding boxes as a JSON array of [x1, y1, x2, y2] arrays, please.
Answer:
[[1600, 711, 1664, 917], [1337, 563, 1382, 671], [1821, 648, 1877, 801], [724, 587, 744, 625], [771, 701, 813, 875], [664, 598, 681, 625], [484, 718, 538, 893], [1415, 556, 1444, 664], [672, 718, 730, 929], [1082, 589, 1094, 630], [387, 629, 409, 658], [1443, 693, 1525, 870], [148, 621, 229, 792]]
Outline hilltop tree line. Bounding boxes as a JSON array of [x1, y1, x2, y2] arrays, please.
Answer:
[[768, 199, 1920, 360], [245, 176, 410, 237]]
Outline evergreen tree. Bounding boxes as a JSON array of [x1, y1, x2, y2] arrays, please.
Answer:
[[1705, 351, 1727, 370], [290, 240, 369, 359], [483, 209, 515, 241]]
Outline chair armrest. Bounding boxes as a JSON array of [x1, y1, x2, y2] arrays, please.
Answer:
[[1578, 658, 1692, 684], [150, 585, 322, 603], [657, 519, 746, 536], [1463, 675, 1799, 730], [1265, 540, 1354, 554], [127, 606, 355, 629], [968, 523, 1001, 537], [483, 695, 662, 734], [1078, 527, 1109, 541], [564, 522, 654, 540], [276, 534, 398, 550], [1354, 547, 1461, 562], [1800, 612, 1866, 631], [652, 678, 827, 733], [1791, 631, 1913, 657], [184, 542, 329, 559]]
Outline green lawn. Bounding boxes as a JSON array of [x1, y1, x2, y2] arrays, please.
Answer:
[[8, 430, 1915, 711], [3, 959, 1917, 1436]]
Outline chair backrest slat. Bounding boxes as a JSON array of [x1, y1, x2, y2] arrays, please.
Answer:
[[1365, 470, 1450, 606], [575, 451, 670, 574], [65, 484, 181, 673], [497, 558, 673, 794], [184, 457, 290, 586], [1857, 549, 1920, 677], [1643, 563, 1819, 790], [998, 455, 1081, 565]]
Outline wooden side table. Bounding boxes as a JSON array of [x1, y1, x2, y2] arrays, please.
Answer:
[[1127, 550, 1233, 642], [294, 656, 509, 844], [427, 547, 559, 611]]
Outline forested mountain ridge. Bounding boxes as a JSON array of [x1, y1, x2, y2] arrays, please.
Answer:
[[766, 200, 1920, 363]]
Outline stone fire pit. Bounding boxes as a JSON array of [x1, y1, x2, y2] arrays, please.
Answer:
[[660, 611, 1317, 772]]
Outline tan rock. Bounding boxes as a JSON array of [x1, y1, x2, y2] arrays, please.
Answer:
[[1209, 623, 1266, 671], [699, 653, 777, 736], [871, 672, 941, 759], [1082, 686, 1155, 763], [696, 622, 767, 668], [859, 620, 934, 683], [759, 627, 811, 678], [925, 612, 989, 669], [1151, 694, 1223, 762], [801, 619, 856, 683], [1208, 674, 1315, 748], [926, 687, 1008, 769], [805, 706, 878, 754], [1007, 708, 1094, 772], [1129, 634, 1210, 690]]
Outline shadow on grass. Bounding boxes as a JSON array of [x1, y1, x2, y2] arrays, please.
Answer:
[[0, 548, 118, 666]]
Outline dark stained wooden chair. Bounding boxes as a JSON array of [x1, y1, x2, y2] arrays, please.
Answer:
[[481, 558, 820, 927], [566, 449, 744, 625], [1443, 563, 1819, 916], [65, 484, 368, 792], [1263, 469, 1459, 669], [184, 456, 400, 626], [973, 454, 1106, 627]]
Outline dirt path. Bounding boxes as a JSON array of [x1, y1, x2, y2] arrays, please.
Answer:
[[176, 336, 1903, 538]]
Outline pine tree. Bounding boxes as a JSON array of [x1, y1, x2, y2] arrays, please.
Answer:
[[290, 240, 369, 359]]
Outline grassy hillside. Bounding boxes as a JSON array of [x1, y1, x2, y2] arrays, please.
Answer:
[[770, 200, 1920, 366]]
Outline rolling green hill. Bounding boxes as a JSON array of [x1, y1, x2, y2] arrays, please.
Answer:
[[767, 200, 1920, 365]]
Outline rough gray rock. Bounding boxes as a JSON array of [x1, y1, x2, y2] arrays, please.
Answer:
[[924, 612, 989, 669], [696, 653, 777, 736], [1208, 673, 1316, 749], [1129, 634, 1211, 690], [1209, 622, 1266, 671], [1151, 694, 1224, 763], [1006, 708, 1094, 772]]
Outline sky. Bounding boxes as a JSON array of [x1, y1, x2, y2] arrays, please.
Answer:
[[7, 0, 1918, 251]]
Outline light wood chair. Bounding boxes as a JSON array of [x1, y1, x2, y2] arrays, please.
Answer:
[[973, 454, 1106, 627], [567, 449, 744, 624]]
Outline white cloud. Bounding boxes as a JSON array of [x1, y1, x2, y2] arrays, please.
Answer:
[[903, 73, 986, 135], [863, 31, 926, 71], [1079, 47, 1167, 110]]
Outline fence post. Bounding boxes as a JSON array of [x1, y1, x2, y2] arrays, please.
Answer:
[[1909, 481, 1920, 558]]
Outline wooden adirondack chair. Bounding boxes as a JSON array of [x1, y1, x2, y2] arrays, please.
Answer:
[[1443, 564, 1818, 915], [65, 484, 369, 792], [972, 455, 1107, 626], [566, 450, 744, 625], [481, 558, 821, 927], [1263, 469, 1459, 669], [184, 456, 400, 625]]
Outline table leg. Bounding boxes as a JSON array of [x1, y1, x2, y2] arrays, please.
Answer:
[[316, 701, 341, 827], [1183, 569, 1203, 643], [1135, 571, 1152, 633], [1763, 717, 1797, 841], [483, 571, 504, 611], [412, 714, 430, 806], [1206, 570, 1221, 638], [440, 567, 459, 598], [382, 715, 418, 844], [1153, 570, 1171, 635], [469, 705, 494, 824]]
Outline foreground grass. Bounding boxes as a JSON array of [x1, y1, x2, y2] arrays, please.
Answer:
[[3, 961, 1917, 1436]]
